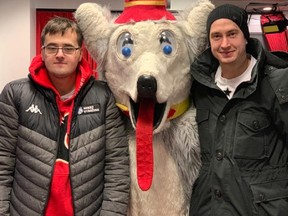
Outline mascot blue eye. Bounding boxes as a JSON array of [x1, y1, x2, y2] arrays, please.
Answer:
[[117, 32, 134, 58], [122, 47, 132, 57], [159, 30, 175, 56], [163, 45, 172, 55]]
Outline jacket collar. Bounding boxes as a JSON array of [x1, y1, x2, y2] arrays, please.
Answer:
[[191, 38, 266, 99]]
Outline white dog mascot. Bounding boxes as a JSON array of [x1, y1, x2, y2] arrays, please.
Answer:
[[75, 0, 214, 215]]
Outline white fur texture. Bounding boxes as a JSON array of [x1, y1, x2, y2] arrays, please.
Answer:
[[75, 1, 214, 215]]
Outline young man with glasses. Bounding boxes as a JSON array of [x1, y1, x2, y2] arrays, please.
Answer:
[[0, 17, 130, 216]]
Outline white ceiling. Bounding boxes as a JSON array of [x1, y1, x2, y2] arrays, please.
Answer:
[[211, 0, 288, 13]]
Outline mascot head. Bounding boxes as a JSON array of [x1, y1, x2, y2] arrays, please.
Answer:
[[76, 0, 214, 191]]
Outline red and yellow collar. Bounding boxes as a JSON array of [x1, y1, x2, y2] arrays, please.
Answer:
[[116, 97, 190, 121]]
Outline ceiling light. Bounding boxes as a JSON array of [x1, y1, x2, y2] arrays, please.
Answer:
[[263, 7, 272, 11]]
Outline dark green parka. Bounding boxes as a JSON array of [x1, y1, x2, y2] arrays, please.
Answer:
[[189, 38, 288, 216]]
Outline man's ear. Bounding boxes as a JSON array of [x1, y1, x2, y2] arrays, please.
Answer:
[[41, 49, 45, 61], [78, 48, 83, 62]]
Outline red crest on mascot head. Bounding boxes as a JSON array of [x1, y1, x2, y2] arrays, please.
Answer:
[[115, 0, 176, 23]]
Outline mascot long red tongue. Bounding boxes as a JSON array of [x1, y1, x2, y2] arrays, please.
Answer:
[[115, 0, 175, 191], [136, 99, 155, 191]]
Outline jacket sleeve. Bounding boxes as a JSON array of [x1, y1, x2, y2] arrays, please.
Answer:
[[0, 83, 19, 215], [100, 90, 130, 216], [266, 65, 288, 137]]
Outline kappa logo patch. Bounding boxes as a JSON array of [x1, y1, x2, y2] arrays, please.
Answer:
[[78, 104, 100, 115], [25, 104, 42, 115]]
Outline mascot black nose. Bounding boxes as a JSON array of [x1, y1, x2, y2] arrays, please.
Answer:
[[137, 75, 157, 99]]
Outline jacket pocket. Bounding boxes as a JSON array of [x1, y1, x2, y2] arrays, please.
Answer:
[[250, 179, 288, 215], [196, 109, 211, 155], [234, 112, 271, 159]]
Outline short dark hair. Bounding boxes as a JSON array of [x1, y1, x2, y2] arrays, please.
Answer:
[[41, 16, 83, 47]]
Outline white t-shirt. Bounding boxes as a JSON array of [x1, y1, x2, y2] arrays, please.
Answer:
[[215, 56, 257, 99]]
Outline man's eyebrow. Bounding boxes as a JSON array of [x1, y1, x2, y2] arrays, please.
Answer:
[[45, 43, 57, 46], [45, 43, 74, 47], [210, 32, 221, 36]]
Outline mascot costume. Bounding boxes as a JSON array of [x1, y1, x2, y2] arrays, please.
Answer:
[[75, 0, 214, 215]]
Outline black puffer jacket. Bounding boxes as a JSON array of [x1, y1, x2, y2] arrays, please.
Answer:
[[0, 70, 129, 215], [189, 38, 288, 216]]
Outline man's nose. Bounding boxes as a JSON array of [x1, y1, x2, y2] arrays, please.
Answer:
[[220, 36, 230, 48], [55, 48, 65, 56]]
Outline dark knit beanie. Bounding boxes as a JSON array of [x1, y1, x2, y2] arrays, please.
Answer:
[[206, 4, 250, 41]]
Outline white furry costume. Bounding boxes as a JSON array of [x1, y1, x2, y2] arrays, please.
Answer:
[[75, 0, 214, 215]]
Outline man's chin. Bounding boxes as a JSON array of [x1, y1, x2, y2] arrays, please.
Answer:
[[49, 70, 74, 78], [219, 57, 236, 65]]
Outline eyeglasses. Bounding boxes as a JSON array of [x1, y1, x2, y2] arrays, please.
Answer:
[[42, 45, 81, 55]]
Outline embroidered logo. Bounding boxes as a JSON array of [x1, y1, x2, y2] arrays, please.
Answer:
[[25, 104, 42, 115], [78, 104, 100, 115]]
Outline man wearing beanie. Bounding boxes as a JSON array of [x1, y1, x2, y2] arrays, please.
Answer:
[[189, 4, 288, 216]]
